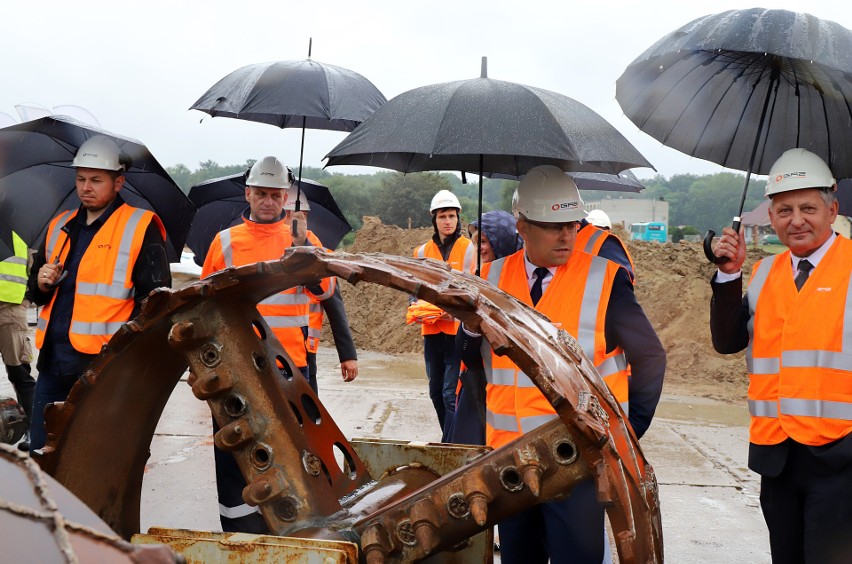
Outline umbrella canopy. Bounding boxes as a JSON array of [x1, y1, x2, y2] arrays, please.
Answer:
[[836, 179, 852, 216], [616, 8, 852, 177], [186, 173, 352, 267], [0, 115, 194, 262], [326, 58, 652, 177], [190, 58, 387, 132], [487, 169, 645, 193]]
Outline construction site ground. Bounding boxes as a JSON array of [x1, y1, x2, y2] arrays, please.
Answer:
[[1, 218, 775, 562]]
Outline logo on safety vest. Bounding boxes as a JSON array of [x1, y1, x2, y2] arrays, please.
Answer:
[[551, 201, 579, 211]]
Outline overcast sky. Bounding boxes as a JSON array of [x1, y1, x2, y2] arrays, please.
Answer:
[[2, 1, 850, 180]]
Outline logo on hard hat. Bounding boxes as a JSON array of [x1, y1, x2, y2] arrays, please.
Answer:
[[775, 171, 806, 182], [551, 201, 579, 211], [260, 171, 274, 176]]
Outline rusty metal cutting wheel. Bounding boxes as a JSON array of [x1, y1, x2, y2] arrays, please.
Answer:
[[34, 248, 663, 562]]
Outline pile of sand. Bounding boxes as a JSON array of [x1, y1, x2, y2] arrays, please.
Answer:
[[325, 217, 766, 404]]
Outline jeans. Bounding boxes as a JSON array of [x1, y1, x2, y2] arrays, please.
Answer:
[[29, 370, 80, 451], [423, 332, 460, 433]]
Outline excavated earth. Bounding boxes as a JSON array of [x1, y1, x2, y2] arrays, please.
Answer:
[[330, 216, 768, 405]]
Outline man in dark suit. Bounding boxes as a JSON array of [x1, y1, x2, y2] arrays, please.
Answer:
[[711, 148, 852, 564]]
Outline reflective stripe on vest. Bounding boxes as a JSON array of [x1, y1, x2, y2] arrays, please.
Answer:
[[220, 228, 234, 268], [582, 228, 605, 253], [0, 230, 28, 303], [45, 210, 75, 260]]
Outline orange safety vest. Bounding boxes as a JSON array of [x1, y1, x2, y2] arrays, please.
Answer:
[[35, 205, 165, 354], [482, 250, 629, 449], [201, 218, 334, 368], [413, 236, 476, 335], [303, 231, 326, 354], [746, 236, 852, 447], [575, 224, 636, 280]]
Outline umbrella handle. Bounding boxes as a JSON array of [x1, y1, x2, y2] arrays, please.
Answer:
[[703, 219, 742, 265]]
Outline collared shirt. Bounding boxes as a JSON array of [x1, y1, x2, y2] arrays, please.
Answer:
[[523, 252, 555, 294], [716, 231, 837, 283]]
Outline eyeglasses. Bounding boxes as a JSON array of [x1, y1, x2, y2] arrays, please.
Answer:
[[522, 217, 579, 233]]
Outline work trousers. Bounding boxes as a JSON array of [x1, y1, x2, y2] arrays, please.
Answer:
[[422, 332, 460, 435], [306, 352, 319, 394], [497, 479, 608, 564], [30, 370, 79, 451], [760, 441, 852, 564]]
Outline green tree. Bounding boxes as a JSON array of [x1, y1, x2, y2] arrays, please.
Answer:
[[374, 172, 452, 228]]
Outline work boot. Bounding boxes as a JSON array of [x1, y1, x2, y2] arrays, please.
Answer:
[[17, 432, 30, 452]]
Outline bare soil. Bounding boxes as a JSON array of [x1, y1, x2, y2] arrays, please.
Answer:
[[325, 217, 768, 405]]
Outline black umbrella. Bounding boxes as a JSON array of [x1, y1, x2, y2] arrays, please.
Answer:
[[326, 57, 652, 271], [836, 179, 852, 217], [616, 8, 852, 262], [190, 39, 387, 216], [0, 115, 194, 262], [186, 173, 352, 267], [486, 169, 645, 194]]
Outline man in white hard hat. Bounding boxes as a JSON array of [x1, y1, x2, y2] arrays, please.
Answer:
[[282, 184, 359, 393], [462, 165, 665, 563], [711, 148, 852, 562], [25, 135, 171, 452], [411, 189, 476, 438], [514, 187, 635, 281], [202, 156, 342, 533]]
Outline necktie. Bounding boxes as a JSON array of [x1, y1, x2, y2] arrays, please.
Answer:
[[794, 259, 813, 291], [530, 267, 549, 306]]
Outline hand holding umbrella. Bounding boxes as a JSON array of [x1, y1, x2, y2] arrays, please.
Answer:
[[617, 8, 852, 264]]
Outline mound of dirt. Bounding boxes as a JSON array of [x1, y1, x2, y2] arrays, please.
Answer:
[[326, 217, 766, 404]]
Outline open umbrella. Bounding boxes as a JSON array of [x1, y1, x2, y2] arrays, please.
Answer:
[[326, 57, 653, 271], [186, 173, 352, 267], [616, 8, 852, 262], [485, 169, 645, 194], [190, 39, 386, 215], [0, 115, 194, 262]]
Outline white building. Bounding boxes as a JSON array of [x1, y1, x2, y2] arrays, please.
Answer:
[[584, 196, 669, 232]]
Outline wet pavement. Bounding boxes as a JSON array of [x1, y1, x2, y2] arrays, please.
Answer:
[[1, 340, 770, 562]]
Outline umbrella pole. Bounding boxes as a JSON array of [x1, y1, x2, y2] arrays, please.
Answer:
[[293, 116, 307, 235], [476, 154, 483, 276], [703, 70, 778, 263]]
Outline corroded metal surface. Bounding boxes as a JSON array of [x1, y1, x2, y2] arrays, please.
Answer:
[[0, 396, 27, 444], [35, 247, 662, 562], [0, 443, 179, 563]]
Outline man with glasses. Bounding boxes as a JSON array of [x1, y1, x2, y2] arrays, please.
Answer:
[[462, 165, 665, 563]]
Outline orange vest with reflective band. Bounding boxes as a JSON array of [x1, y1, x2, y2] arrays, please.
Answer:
[[303, 231, 325, 354], [575, 224, 636, 281], [482, 250, 629, 449], [413, 236, 476, 335], [746, 236, 852, 447], [35, 205, 165, 354], [201, 219, 334, 368]]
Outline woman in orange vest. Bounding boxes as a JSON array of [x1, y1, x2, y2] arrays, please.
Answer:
[[26, 136, 170, 452], [411, 189, 475, 437], [711, 148, 852, 563]]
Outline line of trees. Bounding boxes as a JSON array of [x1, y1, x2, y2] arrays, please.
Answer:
[[167, 161, 768, 236]]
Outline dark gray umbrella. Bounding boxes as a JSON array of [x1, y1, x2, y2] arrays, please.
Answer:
[[186, 173, 352, 267], [326, 57, 652, 271], [616, 8, 852, 261], [191, 40, 386, 222], [0, 115, 195, 263], [486, 169, 645, 193]]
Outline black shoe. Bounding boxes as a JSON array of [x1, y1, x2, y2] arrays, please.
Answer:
[[17, 440, 30, 452]]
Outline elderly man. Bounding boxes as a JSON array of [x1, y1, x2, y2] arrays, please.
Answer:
[[711, 148, 852, 563], [26, 135, 170, 452], [464, 165, 665, 563]]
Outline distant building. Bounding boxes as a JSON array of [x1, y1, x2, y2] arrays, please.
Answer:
[[585, 196, 669, 235]]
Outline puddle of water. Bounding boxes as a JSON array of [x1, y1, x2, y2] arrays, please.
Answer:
[[655, 396, 749, 427]]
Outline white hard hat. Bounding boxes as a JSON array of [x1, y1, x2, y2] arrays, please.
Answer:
[[430, 189, 461, 213], [246, 156, 291, 189], [516, 165, 586, 223], [72, 135, 125, 171], [765, 148, 836, 197], [283, 185, 311, 211], [587, 209, 612, 229]]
